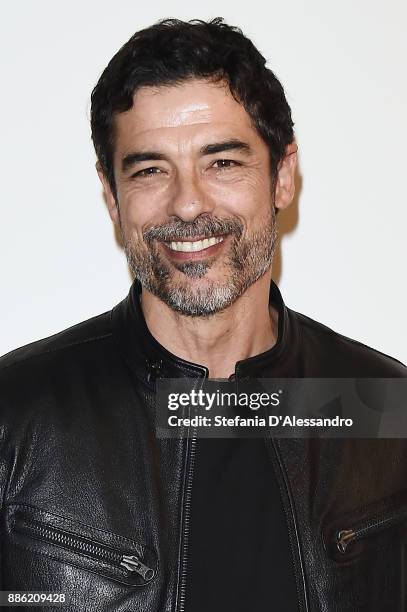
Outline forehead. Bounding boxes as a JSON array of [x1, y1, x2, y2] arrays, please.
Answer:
[[113, 78, 258, 149]]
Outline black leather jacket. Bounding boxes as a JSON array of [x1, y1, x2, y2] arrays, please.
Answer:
[[0, 279, 406, 612]]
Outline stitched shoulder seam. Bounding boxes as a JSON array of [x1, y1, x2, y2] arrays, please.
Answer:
[[0, 333, 113, 375], [295, 311, 406, 368]]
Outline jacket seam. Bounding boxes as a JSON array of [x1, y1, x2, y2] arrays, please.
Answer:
[[296, 313, 406, 367], [267, 438, 308, 611], [0, 333, 113, 374]]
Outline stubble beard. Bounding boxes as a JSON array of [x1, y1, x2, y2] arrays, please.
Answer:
[[122, 209, 278, 317]]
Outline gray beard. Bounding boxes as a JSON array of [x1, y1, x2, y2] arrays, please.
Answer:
[[122, 210, 277, 317]]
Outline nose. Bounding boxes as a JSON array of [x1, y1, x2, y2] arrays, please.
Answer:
[[166, 168, 215, 222]]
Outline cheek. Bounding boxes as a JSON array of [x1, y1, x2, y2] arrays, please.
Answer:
[[207, 174, 272, 219], [118, 190, 166, 236]]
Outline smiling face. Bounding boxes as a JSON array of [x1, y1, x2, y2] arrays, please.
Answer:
[[98, 78, 297, 316]]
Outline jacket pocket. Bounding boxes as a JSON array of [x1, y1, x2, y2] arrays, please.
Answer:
[[6, 503, 156, 587], [323, 491, 407, 563]]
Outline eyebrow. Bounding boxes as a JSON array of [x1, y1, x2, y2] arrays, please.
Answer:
[[199, 139, 252, 156], [121, 151, 168, 173], [121, 139, 252, 173]]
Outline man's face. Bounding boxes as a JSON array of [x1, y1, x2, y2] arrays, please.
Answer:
[[100, 78, 294, 316]]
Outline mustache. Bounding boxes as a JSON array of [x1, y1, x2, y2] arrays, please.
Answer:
[[143, 215, 244, 242]]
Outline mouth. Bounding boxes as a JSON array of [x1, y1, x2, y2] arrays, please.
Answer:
[[159, 234, 227, 260]]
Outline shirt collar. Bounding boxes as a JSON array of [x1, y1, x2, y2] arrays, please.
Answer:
[[111, 277, 301, 389]]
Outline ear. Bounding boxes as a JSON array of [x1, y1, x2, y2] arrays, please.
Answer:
[[96, 161, 120, 225], [274, 142, 298, 211]]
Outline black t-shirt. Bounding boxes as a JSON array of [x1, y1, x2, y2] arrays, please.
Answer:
[[185, 437, 299, 611]]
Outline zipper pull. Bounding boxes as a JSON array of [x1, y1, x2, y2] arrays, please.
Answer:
[[336, 529, 356, 554], [120, 554, 155, 580]]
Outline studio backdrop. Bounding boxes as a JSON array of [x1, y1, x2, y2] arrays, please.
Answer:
[[1, 0, 405, 362]]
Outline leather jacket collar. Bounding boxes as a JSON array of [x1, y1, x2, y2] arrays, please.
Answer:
[[111, 277, 301, 389]]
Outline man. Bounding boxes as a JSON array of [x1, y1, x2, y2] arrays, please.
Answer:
[[0, 17, 406, 612]]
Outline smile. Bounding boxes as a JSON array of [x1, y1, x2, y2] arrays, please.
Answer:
[[165, 236, 225, 253]]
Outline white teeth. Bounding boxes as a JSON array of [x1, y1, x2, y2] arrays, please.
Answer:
[[167, 236, 224, 252]]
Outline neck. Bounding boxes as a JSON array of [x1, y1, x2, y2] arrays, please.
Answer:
[[140, 271, 278, 378]]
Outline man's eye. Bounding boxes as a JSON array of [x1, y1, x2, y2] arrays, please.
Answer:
[[132, 167, 162, 178], [212, 159, 239, 169]]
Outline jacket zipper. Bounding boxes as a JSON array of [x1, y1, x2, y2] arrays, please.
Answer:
[[14, 518, 154, 580], [335, 504, 407, 555], [177, 433, 198, 612], [177, 376, 206, 612], [267, 438, 309, 612]]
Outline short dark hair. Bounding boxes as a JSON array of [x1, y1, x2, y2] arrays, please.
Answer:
[[90, 18, 295, 200]]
